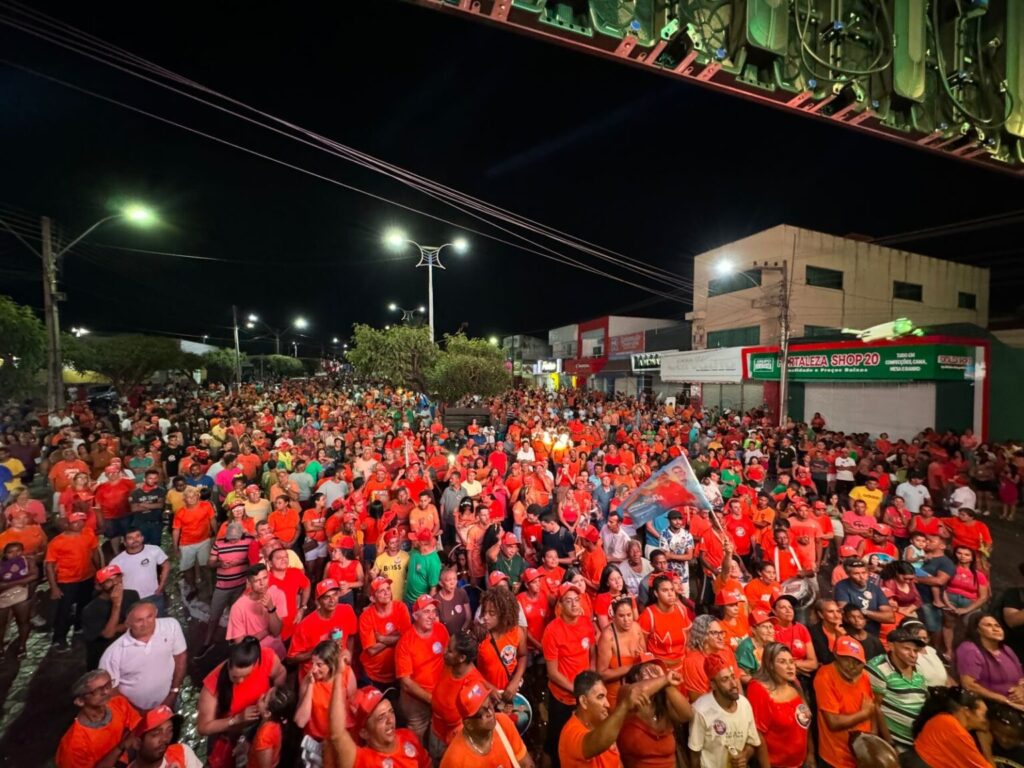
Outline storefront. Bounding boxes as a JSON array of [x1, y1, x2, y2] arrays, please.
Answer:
[[744, 337, 987, 439], [531, 359, 562, 391], [659, 347, 766, 412]]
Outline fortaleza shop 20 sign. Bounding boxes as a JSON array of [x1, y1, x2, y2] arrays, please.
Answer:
[[747, 344, 974, 381]]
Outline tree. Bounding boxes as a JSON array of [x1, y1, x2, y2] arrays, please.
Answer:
[[202, 348, 247, 383], [63, 334, 200, 395], [0, 294, 46, 398], [345, 324, 437, 393], [254, 354, 305, 378], [346, 325, 507, 402], [428, 333, 510, 403]]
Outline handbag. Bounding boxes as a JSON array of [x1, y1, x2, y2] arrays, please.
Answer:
[[0, 585, 29, 609]]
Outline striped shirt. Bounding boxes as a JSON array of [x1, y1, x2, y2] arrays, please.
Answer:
[[866, 654, 927, 749], [210, 537, 252, 590]]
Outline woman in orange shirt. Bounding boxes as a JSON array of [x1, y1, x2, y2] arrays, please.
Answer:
[[716, 587, 750, 651], [912, 686, 991, 768], [638, 574, 692, 670], [249, 686, 294, 768], [597, 595, 645, 708], [477, 588, 528, 703], [616, 659, 692, 768], [295, 641, 357, 760], [744, 561, 781, 611]]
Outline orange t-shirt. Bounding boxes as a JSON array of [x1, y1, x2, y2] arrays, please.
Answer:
[[268, 506, 301, 544], [236, 452, 261, 481], [358, 603, 413, 683], [721, 613, 750, 651], [249, 720, 282, 767], [559, 713, 623, 768], [44, 530, 98, 584], [440, 713, 527, 768], [744, 578, 781, 611], [55, 695, 140, 768], [353, 729, 429, 768], [49, 459, 90, 492], [580, 547, 608, 594], [914, 713, 990, 768], [813, 663, 873, 768], [202, 648, 276, 718], [394, 623, 450, 694], [302, 509, 328, 542], [543, 617, 596, 705], [431, 666, 486, 744], [476, 627, 524, 690], [173, 502, 215, 546], [0, 525, 47, 557], [638, 604, 691, 667], [518, 590, 551, 645], [304, 668, 356, 739], [216, 517, 256, 539]]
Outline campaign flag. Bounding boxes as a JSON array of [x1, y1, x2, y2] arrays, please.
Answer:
[[617, 454, 711, 528]]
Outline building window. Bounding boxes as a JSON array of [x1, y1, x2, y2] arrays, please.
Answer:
[[893, 281, 923, 302], [958, 291, 977, 310], [708, 269, 761, 297], [804, 325, 840, 338], [806, 265, 844, 290], [707, 326, 760, 348]]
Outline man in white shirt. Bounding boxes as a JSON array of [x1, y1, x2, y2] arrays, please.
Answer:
[[600, 512, 632, 565], [99, 602, 187, 712], [688, 655, 766, 768], [110, 529, 170, 614], [895, 474, 931, 514]]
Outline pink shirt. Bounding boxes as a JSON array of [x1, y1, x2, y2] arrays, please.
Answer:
[[947, 566, 989, 600], [227, 586, 288, 657], [216, 467, 243, 495], [4, 499, 47, 525]]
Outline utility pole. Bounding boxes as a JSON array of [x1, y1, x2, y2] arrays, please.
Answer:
[[777, 259, 791, 429], [232, 305, 242, 388], [41, 216, 66, 413]]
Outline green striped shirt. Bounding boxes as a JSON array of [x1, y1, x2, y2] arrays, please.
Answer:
[[866, 654, 927, 749]]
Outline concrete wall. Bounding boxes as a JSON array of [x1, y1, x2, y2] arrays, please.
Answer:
[[608, 316, 679, 336], [692, 225, 990, 347]]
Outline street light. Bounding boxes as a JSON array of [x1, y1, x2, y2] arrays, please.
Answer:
[[70, 326, 90, 337], [382, 228, 469, 342], [294, 317, 309, 330], [332, 337, 339, 344], [388, 302, 426, 325], [488, 336, 499, 346], [713, 258, 790, 427], [244, 314, 309, 354], [0, 203, 157, 412]]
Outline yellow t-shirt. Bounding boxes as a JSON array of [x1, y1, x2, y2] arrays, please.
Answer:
[[849, 486, 884, 518], [374, 550, 410, 602]]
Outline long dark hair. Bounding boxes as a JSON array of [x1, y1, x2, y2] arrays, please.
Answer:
[[646, 574, 675, 608], [217, 636, 262, 716], [596, 564, 622, 596], [911, 686, 982, 738]]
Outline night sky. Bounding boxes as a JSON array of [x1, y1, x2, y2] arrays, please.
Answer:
[[2, 0, 1023, 356]]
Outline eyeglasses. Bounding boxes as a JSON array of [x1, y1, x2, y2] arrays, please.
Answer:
[[707, 630, 726, 637]]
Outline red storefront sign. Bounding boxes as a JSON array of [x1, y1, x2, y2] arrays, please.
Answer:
[[609, 332, 644, 356], [563, 358, 608, 376]]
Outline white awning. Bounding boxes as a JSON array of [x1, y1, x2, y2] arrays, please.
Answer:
[[660, 347, 744, 384]]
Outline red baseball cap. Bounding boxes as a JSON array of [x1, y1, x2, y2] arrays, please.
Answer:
[[245, 484, 260, 494], [813, 500, 827, 510], [370, 576, 392, 594], [330, 535, 355, 551], [350, 686, 388, 733], [95, 564, 122, 584], [383, 528, 401, 542], [522, 568, 542, 584], [133, 704, 177, 737], [488, 571, 510, 588], [558, 582, 582, 599], [501, 532, 519, 548], [749, 608, 772, 626], [873, 523, 892, 536], [715, 588, 744, 606], [839, 544, 859, 557], [834, 636, 866, 663], [69, 511, 88, 523], [316, 579, 341, 598], [411, 594, 440, 614], [456, 679, 492, 720], [577, 525, 600, 544], [330, 498, 346, 511]]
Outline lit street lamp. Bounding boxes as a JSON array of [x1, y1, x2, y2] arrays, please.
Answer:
[[243, 314, 308, 355], [0, 203, 157, 412], [387, 302, 426, 325], [383, 229, 468, 342], [714, 258, 790, 427]]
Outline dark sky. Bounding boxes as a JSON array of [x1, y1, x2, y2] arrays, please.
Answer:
[[2, 0, 1023, 356]]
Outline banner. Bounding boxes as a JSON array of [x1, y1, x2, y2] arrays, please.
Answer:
[[747, 343, 974, 382], [660, 347, 744, 384], [616, 454, 711, 527], [609, 332, 645, 356], [631, 352, 663, 372]]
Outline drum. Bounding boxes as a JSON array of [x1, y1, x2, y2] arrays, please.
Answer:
[[781, 576, 818, 609], [505, 692, 533, 734]]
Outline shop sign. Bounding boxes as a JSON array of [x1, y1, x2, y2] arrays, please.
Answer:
[[661, 347, 744, 384], [747, 343, 974, 381], [609, 332, 644, 355], [535, 359, 559, 374], [563, 357, 607, 376], [631, 352, 662, 372]]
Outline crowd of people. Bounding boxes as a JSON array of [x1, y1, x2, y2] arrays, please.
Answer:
[[2, 380, 1024, 768]]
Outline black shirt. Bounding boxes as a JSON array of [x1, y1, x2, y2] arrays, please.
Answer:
[[81, 589, 140, 668], [541, 525, 576, 560], [129, 486, 167, 519], [999, 587, 1024, 662], [161, 446, 182, 477]]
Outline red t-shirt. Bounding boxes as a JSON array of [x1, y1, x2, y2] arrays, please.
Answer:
[[518, 590, 551, 644], [773, 621, 813, 660], [724, 513, 755, 556], [746, 680, 812, 768], [202, 648, 276, 717], [431, 666, 486, 744], [353, 730, 430, 768], [358, 603, 412, 683], [542, 617, 596, 705], [638, 604, 692, 667], [288, 605, 358, 679], [394, 623, 450, 694], [267, 567, 311, 640], [94, 478, 135, 519]]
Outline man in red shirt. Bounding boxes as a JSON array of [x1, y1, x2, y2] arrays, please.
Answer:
[[395, 594, 450, 745], [542, 582, 596, 767], [94, 459, 136, 553], [266, 546, 311, 641], [723, 497, 755, 565], [287, 579, 357, 679]]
